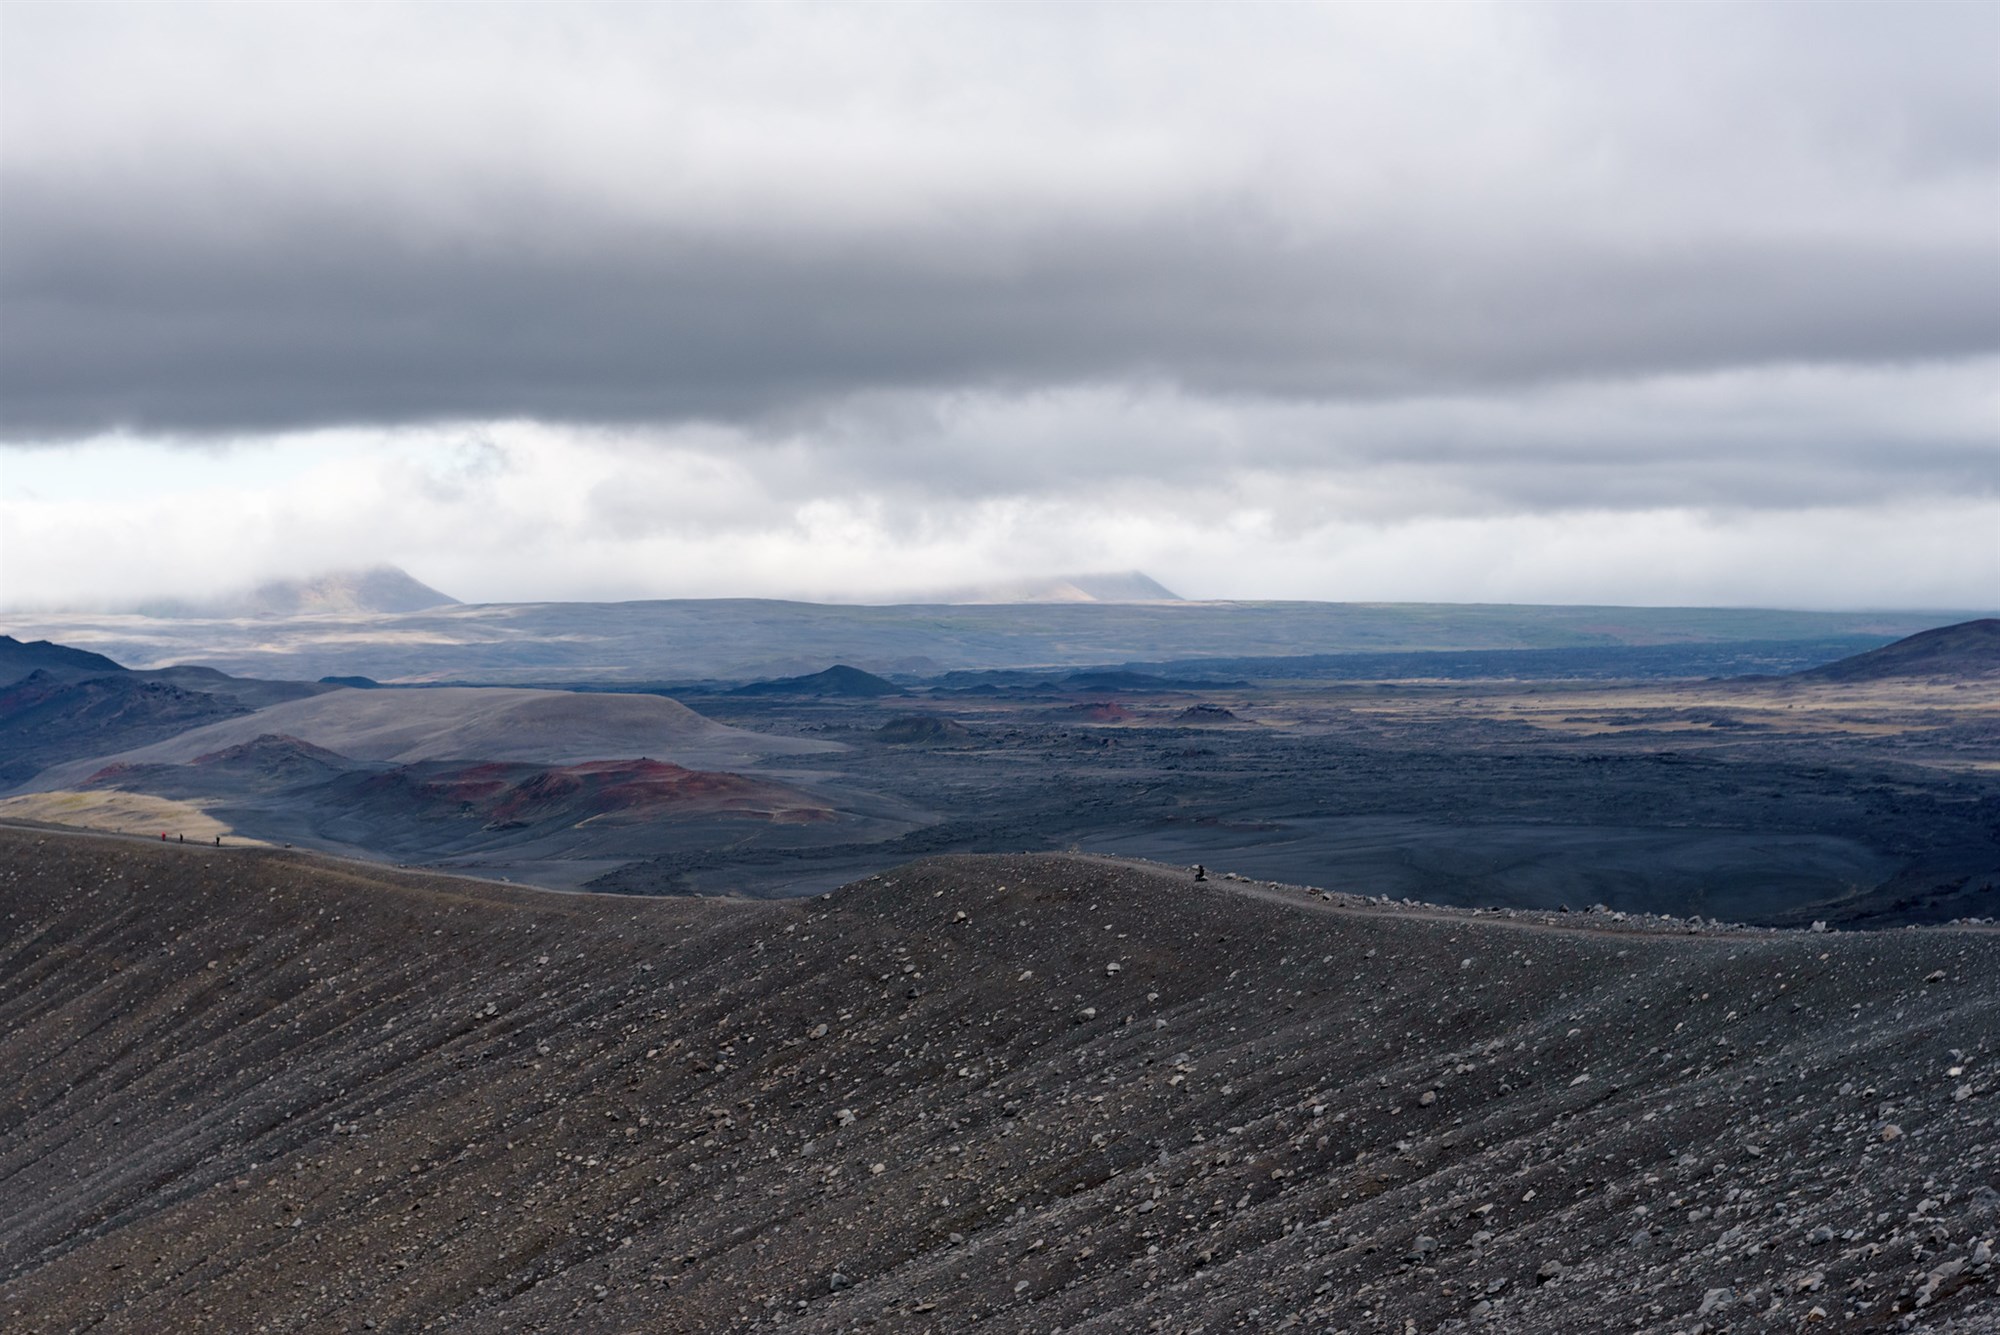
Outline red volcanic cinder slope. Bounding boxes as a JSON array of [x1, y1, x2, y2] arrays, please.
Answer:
[[367, 757, 834, 827]]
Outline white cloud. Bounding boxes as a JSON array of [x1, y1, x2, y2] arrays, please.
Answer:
[[3, 361, 1993, 610], [0, 3, 1991, 610]]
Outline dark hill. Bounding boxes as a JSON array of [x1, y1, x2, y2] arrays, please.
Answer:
[[0, 634, 125, 686], [0, 637, 330, 785], [1, 632, 324, 711], [731, 664, 904, 698], [0, 671, 250, 785], [1797, 618, 2000, 682], [2, 830, 1995, 1332]]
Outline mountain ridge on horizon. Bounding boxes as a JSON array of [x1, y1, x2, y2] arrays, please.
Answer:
[[46, 567, 1189, 616], [895, 569, 1183, 604], [127, 565, 461, 619], [20, 559, 2000, 618], [7, 598, 1986, 684]]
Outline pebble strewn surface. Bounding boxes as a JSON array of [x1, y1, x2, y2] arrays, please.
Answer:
[[0, 828, 1995, 1333]]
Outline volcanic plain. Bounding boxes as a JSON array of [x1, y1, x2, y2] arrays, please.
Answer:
[[5, 622, 1996, 925]]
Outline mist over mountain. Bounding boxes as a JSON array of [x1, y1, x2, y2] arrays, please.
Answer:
[[135, 566, 460, 618], [905, 571, 1183, 604]]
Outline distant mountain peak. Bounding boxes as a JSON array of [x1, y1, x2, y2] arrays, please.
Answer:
[[911, 570, 1183, 605], [239, 566, 461, 616], [139, 566, 460, 618]]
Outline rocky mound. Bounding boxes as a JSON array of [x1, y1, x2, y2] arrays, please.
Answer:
[[874, 716, 972, 745], [2, 830, 1995, 1332], [1797, 619, 2000, 683], [1176, 703, 1241, 724], [1066, 700, 1136, 723], [190, 732, 357, 774], [355, 757, 835, 828], [77, 734, 364, 805]]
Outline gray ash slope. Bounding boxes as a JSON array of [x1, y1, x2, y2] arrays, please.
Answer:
[[1, 830, 1996, 1333]]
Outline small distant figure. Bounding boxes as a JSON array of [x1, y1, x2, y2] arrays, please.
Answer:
[[214, 835, 222, 847], [177, 833, 184, 844], [160, 832, 167, 841], [1193, 863, 1207, 882]]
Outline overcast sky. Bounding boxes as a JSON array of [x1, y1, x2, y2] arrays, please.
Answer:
[[2, 1, 1995, 609]]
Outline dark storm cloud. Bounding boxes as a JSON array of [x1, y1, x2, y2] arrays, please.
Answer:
[[3, 198, 1993, 438], [2, 1, 1994, 441]]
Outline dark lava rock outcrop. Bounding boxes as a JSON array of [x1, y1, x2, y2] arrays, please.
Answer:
[[1, 829, 1996, 1332]]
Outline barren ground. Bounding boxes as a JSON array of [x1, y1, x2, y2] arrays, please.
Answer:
[[2, 827, 1995, 1333]]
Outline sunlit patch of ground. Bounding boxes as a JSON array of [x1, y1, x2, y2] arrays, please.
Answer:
[[914, 676, 1999, 752], [0, 789, 254, 843], [1327, 678, 2000, 742]]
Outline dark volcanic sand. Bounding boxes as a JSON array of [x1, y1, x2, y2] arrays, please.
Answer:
[[2, 829, 1996, 1332], [592, 687, 2000, 926]]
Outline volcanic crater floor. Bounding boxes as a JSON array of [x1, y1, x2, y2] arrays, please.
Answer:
[[1, 828, 1996, 1333]]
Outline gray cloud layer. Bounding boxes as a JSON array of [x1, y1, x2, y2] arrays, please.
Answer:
[[3, 1, 1995, 439]]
